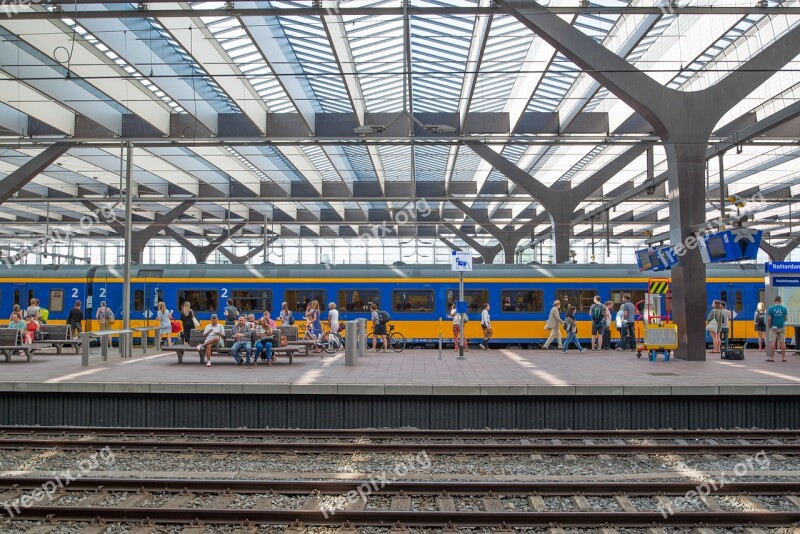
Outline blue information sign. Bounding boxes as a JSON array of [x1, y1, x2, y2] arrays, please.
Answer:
[[766, 262, 800, 274], [773, 277, 800, 287]]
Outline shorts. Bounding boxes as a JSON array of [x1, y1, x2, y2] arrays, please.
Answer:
[[771, 327, 786, 340], [755, 323, 766, 332], [591, 322, 604, 335], [204, 335, 224, 348], [374, 323, 387, 336]]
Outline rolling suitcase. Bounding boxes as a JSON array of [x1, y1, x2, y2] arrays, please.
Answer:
[[721, 347, 744, 360], [602, 328, 611, 350]]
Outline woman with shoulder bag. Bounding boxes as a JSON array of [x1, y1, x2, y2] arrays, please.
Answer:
[[180, 301, 199, 344], [279, 301, 295, 326], [157, 301, 174, 349], [562, 306, 586, 353], [754, 301, 766, 351], [706, 300, 723, 354]]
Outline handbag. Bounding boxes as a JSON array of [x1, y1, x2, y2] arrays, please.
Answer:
[[281, 335, 288, 347], [191, 313, 200, 328], [170, 319, 182, 333], [706, 319, 718, 333], [288, 313, 295, 325], [483, 326, 493, 339]]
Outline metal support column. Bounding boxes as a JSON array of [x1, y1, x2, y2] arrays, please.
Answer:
[[719, 153, 726, 221], [457, 271, 466, 360], [122, 142, 133, 358]]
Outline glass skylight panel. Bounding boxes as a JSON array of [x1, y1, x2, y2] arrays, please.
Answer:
[[342, 146, 380, 182], [471, 15, 535, 113], [557, 145, 607, 183], [302, 146, 341, 183], [411, 14, 473, 113], [450, 148, 482, 182], [57, 16, 185, 113], [377, 145, 412, 182], [193, 8, 295, 112], [414, 144, 449, 182]]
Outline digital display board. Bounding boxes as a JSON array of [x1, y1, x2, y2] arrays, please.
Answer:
[[706, 235, 728, 259], [636, 249, 654, 271]]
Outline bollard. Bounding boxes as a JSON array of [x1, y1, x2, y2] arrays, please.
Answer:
[[81, 332, 91, 367], [345, 320, 357, 366], [357, 318, 367, 357]]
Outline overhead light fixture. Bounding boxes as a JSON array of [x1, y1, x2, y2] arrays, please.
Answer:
[[727, 195, 747, 208], [353, 125, 385, 135], [756, 0, 768, 6]]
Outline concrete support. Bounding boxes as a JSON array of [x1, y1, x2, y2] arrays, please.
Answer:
[[81, 199, 195, 264], [498, 0, 800, 360], [469, 142, 650, 263], [0, 142, 73, 204], [442, 223, 502, 264], [760, 237, 800, 261], [449, 199, 528, 263], [163, 224, 246, 264]]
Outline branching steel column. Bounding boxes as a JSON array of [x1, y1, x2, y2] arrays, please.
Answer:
[[163, 223, 246, 264], [0, 142, 72, 204], [760, 237, 800, 262], [448, 199, 529, 263], [441, 223, 502, 264], [499, 0, 800, 360], [218, 239, 276, 264]]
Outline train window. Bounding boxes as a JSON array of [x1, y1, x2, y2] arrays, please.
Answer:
[[178, 290, 219, 313], [556, 289, 599, 313], [393, 290, 434, 313], [500, 290, 544, 313], [734, 290, 743, 312], [720, 290, 728, 306], [446, 290, 489, 312], [229, 290, 273, 314], [133, 290, 144, 312], [338, 289, 380, 312], [49, 290, 64, 313], [14, 289, 19, 307], [285, 290, 327, 312], [609, 290, 647, 312]]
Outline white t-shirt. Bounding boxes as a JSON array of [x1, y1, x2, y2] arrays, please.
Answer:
[[481, 309, 490, 327], [203, 323, 225, 342], [328, 308, 339, 330]]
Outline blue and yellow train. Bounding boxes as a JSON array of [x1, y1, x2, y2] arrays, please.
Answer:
[[0, 263, 773, 345]]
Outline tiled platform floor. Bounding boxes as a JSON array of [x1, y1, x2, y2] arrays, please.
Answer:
[[1, 345, 799, 395]]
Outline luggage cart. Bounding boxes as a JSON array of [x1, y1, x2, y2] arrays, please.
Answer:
[[636, 279, 678, 361]]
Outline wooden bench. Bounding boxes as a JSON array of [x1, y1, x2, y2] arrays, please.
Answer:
[[0, 328, 36, 362], [171, 329, 299, 365], [38, 324, 82, 355]]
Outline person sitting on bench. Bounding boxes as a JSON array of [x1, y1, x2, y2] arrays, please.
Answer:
[[197, 314, 225, 368], [231, 316, 254, 367]]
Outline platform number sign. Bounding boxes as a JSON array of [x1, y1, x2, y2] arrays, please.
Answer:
[[451, 251, 472, 272]]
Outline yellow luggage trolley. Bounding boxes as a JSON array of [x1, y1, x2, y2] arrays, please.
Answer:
[[638, 278, 678, 361]]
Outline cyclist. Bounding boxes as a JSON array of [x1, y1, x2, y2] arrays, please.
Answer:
[[369, 302, 387, 352]]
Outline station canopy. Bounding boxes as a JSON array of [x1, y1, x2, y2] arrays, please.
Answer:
[[0, 0, 799, 262]]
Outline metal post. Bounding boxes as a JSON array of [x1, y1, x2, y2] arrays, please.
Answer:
[[357, 318, 367, 357], [719, 153, 725, 222], [457, 271, 466, 360], [80, 332, 90, 367], [345, 320, 357, 366], [263, 214, 269, 263], [122, 142, 133, 358], [438, 317, 443, 360]]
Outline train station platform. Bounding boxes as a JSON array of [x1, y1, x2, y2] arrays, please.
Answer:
[[1, 346, 799, 430]]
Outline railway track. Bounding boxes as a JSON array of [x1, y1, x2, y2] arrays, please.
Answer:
[[1, 426, 798, 455], [2, 478, 800, 528]]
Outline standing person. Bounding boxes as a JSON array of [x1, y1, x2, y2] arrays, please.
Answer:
[[754, 302, 767, 351], [706, 300, 723, 354], [621, 295, 637, 351], [369, 302, 387, 352], [542, 300, 564, 350], [231, 315, 254, 366], [197, 314, 225, 367], [223, 300, 239, 326], [96, 301, 115, 331], [254, 316, 274, 366], [306, 300, 322, 340], [179, 301, 197, 344], [589, 296, 606, 352], [562, 306, 585, 353], [26, 298, 40, 323], [719, 301, 730, 353], [766, 296, 788, 363], [68, 301, 84, 338], [279, 301, 294, 326], [479, 303, 491, 350], [327, 302, 340, 335], [450, 304, 469, 352], [602, 301, 613, 350], [157, 301, 173, 349]]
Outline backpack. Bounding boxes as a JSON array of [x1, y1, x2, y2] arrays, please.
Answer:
[[377, 310, 391, 324], [590, 304, 604, 325], [105, 308, 115, 322], [756, 311, 765, 327], [39, 308, 49, 322]]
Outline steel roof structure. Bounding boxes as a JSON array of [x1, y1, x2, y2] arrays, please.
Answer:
[[1, 0, 799, 266]]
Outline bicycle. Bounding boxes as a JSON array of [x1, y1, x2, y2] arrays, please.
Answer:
[[368, 324, 405, 352], [306, 322, 343, 355]]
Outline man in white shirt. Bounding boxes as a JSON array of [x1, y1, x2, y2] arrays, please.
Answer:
[[198, 314, 225, 367], [479, 303, 491, 350], [328, 302, 340, 334]]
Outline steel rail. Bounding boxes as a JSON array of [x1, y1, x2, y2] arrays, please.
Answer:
[[2, 426, 798, 440], [6, 507, 800, 527], [0, 438, 797, 454], [2, 477, 799, 495]]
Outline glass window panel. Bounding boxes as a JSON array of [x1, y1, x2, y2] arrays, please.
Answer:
[[609, 290, 646, 313], [556, 289, 600, 313], [393, 290, 434, 313], [49, 289, 64, 313], [134, 290, 144, 312], [227, 290, 273, 315], [337, 289, 381, 312], [178, 290, 219, 313], [446, 290, 489, 312], [500, 290, 544, 313], [735, 290, 743, 313], [284, 289, 327, 312]]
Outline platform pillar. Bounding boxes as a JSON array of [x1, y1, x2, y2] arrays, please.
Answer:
[[356, 318, 367, 357], [345, 320, 358, 366], [122, 142, 133, 358]]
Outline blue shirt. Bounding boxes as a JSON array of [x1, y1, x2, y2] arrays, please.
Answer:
[[766, 305, 788, 329]]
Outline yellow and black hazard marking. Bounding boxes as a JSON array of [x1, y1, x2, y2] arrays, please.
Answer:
[[648, 280, 671, 294]]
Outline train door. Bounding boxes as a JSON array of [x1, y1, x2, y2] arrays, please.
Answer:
[[720, 285, 746, 343], [11, 284, 34, 311]]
